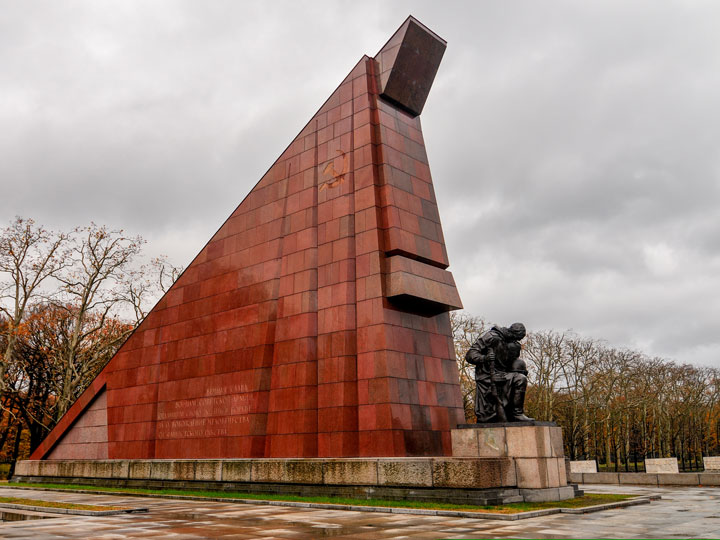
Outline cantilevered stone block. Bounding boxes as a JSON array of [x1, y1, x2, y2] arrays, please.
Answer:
[[385, 255, 462, 313], [377, 17, 447, 116]]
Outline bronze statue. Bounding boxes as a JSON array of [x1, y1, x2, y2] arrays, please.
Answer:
[[465, 322, 534, 423]]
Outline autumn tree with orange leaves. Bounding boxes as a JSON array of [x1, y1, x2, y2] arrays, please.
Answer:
[[0, 217, 181, 467]]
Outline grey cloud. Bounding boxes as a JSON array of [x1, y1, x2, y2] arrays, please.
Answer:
[[1, 0, 719, 367]]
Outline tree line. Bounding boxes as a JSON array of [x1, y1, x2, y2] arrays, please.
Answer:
[[0, 217, 180, 469], [452, 312, 720, 471], [3, 217, 717, 473]]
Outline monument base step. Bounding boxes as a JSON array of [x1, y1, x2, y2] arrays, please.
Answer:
[[12, 475, 582, 506], [13, 457, 580, 504]]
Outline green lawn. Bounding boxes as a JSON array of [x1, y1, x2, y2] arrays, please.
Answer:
[[7, 482, 634, 514]]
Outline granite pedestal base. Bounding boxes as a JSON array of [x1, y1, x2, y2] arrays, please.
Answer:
[[450, 422, 580, 500], [14, 455, 580, 505]]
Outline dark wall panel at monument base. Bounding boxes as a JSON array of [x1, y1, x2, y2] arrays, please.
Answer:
[[32, 17, 465, 461]]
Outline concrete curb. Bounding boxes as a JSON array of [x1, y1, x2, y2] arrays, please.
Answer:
[[3, 484, 657, 521], [0, 501, 147, 516]]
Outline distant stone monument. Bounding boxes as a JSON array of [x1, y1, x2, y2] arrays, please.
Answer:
[[570, 460, 598, 474], [645, 457, 679, 473]]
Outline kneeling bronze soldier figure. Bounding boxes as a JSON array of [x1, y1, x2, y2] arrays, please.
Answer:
[[465, 322, 534, 423]]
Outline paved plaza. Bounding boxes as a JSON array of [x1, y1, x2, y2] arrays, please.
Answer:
[[0, 484, 718, 539]]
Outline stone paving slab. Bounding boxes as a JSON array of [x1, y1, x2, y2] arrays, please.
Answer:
[[0, 484, 718, 538]]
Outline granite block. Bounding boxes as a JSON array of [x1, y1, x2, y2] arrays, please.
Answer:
[[171, 461, 196, 481], [450, 428, 478, 457], [546, 457, 560, 487], [129, 461, 152, 479], [38, 461, 59, 477], [618, 472, 658, 485], [699, 472, 720, 485], [557, 458, 568, 487], [515, 458, 550, 489], [111, 460, 130, 479], [657, 473, 700, 486], [477, 427, 507, 457], [15, 461, 36, 476], [377, 459, 432, 487], [585, 472, 619, 483], [73, 461, 93, 478], [93, 461, 114, 478], [506, 426, 552, 458], [431, 458, 515, 489], [323, 460, 378, 485], [252, 460, 323, 484], [195, 460, 222, 482], [221, 461, 252, 482], [56, 461, 76, 478], [150, 461, 173, 480], [549, 427, 564, 457], [520, 486, 561, 502]]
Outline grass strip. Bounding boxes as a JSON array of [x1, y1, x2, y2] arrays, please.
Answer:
[[0, 495, 124, 512], [7, 482, 633, 514]]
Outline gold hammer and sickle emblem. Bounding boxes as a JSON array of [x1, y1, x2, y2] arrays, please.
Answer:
[[319, 150, 348, 191]]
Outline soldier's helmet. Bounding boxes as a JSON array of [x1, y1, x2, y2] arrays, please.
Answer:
[[508, 322, 526, 340]]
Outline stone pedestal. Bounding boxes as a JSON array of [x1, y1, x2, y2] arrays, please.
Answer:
[[451, 422, 576, 496]]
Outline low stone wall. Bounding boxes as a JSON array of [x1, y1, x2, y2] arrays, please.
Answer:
[[568, 471, 720, 486], [14, 457, 580, 505]]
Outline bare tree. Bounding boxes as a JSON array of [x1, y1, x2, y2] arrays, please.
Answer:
[[123, 255, 184, 322], [0, 218, 69, 395], [523, 330, 571, 422], [450, 312, 487, 421], [51, 224, 145, 419]]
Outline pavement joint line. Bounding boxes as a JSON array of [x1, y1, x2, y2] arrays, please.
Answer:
[[3, 484, 660, 521]]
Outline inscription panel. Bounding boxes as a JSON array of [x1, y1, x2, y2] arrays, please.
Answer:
[[645, 457, 679, 473], [570, 460, 597, 473], [157, 383, 254, 439]]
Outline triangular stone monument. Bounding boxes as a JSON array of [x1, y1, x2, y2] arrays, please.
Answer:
[[32, 16, 465, 461]]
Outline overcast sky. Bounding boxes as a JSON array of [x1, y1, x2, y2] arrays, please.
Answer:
[[2, 1, 719, 368]]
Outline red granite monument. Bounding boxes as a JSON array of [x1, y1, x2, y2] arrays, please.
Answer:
[[31, 16, 466, 462], [21, 17, 578, 505]]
